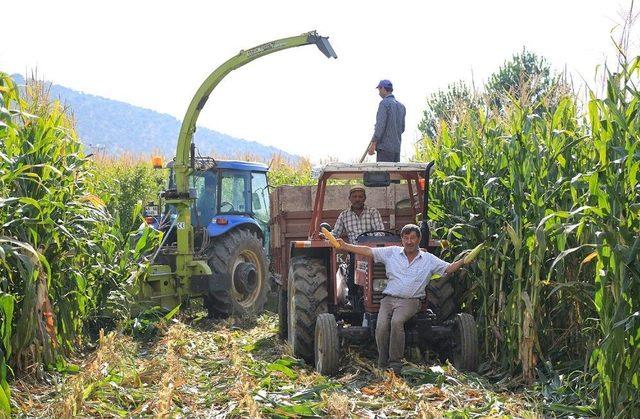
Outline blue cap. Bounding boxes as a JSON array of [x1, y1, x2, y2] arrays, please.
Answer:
[[376, 79, 393, 90]]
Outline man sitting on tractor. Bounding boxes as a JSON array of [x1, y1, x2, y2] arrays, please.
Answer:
[[335, 224, 469, 374], [332, 185, 385, 298], [331, 185, 384, 243]]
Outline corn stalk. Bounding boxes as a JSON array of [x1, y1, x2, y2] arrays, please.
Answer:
[[0, 73, 159, 415], [416, 53, 639, 414]]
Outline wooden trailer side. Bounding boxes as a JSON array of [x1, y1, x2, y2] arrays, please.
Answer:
[[269, 184, 415, 285]]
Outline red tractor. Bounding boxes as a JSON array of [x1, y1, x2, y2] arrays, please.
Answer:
[[272, 162, 478, 375]]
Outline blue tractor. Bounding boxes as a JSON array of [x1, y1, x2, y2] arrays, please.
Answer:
[[146, 157, 271, 318]]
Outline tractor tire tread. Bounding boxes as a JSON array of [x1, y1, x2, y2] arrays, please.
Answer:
[[315, 313, 339, 375], [205, 229, 268, 319], [427, 276, 457, 322], [453, 313, 479, 371], [288, 256, 328, 363]]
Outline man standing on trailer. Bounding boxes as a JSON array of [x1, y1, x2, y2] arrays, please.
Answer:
[[367, 79, 406, 162], [333, 224, 469, 374]]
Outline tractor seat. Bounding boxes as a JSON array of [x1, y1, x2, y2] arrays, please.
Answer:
[[355, 235, 395, 244], [355, 231, 401, 245]]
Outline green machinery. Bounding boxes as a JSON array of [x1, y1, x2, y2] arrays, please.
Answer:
[[139, 31, 337, 316]]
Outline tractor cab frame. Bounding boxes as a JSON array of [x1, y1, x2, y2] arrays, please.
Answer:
[[277, 162, 478, 375]]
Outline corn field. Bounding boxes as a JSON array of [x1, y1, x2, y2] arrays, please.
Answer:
[[0, 74, 158, 416], [1, 38, 639, 419], [91, 153, 166, 236], [417, 54, 639, 416]]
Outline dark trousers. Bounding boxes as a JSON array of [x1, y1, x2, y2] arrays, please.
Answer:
[[376, 149, 400, 162]]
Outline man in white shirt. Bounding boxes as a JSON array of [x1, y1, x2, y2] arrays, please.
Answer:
[[334, 224, 469, 374]]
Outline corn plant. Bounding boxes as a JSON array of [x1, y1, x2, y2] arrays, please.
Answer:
[[0, 73, 159, 415], [92, 153, 166, 236], [415, 53, 638, 415], [585, 56, 640, 417]]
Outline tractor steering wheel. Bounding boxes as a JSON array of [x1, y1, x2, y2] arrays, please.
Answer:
[[355, 230, 400, 241], [220, 201, 235, 212]]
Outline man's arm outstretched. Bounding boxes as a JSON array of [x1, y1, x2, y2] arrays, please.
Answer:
[[335, 238, 373, 257]]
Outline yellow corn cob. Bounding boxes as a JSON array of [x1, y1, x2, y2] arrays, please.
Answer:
[[463, 243, 484, 264], [321, 227, 341, 249]]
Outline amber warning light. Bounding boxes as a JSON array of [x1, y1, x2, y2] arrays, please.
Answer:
[[152, 156, 163, 169]]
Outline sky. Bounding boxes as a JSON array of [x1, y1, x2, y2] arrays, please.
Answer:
[[1, 0, 636, 162]]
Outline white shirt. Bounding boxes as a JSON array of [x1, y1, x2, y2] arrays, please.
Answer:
[[371, 246, 450, 298]]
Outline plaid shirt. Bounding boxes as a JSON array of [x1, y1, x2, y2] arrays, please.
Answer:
[[332, 206, 384, 243]]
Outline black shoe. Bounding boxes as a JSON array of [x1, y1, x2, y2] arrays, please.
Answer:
[[389, 362, 402, 375]]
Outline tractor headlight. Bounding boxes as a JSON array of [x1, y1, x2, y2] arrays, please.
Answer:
[[372, 278, 388, 292]]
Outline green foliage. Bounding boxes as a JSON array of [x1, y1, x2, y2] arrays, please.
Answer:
[[92, 155, 166, 235], [419, 50, 571, 140], [415, 53, 639, 415], [267, 155, 315, 187], [0, 73, 160, 415], [587, 56, 640, 418], [486, 49, 554, 108], [419, 81, 478, 139], [123, 305, 179, 341]]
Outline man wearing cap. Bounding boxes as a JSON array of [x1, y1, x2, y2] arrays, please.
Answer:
[[331, 186, 385, 303], [332, 186, 385, 244], [332, 223, 469, 374], [368, 80, 406, 162]]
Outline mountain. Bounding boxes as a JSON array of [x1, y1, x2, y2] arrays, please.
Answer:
[[10, 74, 298, 161]]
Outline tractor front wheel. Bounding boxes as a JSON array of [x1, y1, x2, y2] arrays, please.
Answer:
[[450, 313, 479, 371], [426, 276, 456, 322], [314, 313, 339, 375]]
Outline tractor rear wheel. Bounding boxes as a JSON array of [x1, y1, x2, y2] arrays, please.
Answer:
[[450, 313, 479, 371], [287, 256, 328, 363], [205, 229, 269, 319], [314, 313, 339, 375], [203, 291, 233, 319], [426, 276, 456, 321]]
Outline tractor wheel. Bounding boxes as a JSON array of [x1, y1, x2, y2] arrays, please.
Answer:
[[203, 291, 233, 319], [426, 276, 456, 321], [314, 313, 339, 376], [205, 229, 269, 319], [277, 285, 287, 340], [450, 313, 479, 371], [288, 256, 328, 363]]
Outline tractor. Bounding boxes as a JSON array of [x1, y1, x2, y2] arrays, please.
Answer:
[[144, 158, 272, 317], [275, 162, 479, 375], [136, 31, 337, 318]]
